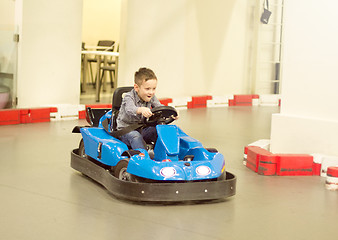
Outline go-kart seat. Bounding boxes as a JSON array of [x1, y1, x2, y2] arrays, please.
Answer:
[[85, 85, 131, 128], [111, 86, 134, 131], [112, 86, 134, 111]]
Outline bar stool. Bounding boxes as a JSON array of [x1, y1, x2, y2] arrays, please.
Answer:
[[99, 43, 119, 89], [87, 40, 115, 87]]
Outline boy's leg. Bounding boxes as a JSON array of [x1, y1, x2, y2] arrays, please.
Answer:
[[120, 130, 146, 149], [141, 126, 158, 144]]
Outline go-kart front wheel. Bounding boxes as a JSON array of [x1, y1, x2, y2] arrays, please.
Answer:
[[113, 159, 137, 182]]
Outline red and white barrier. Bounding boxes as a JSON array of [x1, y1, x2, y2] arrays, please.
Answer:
[[168, 97, 192, 109], [207, 95, 233, 108], [0, 94, 282, 125], [244, 145, 314, 176], [244, 139, 270, 164], [311, 154, 323, 176], [326, 167, 338, 191], [319, 155, 338, 177], [159, 98, 173, 106], [244, 140, 338, 190], [50, 104, 85, 121], [187, 95, 212, 109], [245, 146, 277, 176], [276, 154, 313, 176], [0, 107, 58, 125]]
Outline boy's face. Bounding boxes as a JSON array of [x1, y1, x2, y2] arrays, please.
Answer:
[[134, 79, 157, 102]]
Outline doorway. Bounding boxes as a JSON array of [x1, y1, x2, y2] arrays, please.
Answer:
[[0, 0, 18, 109], [80, 0, 121, 104]]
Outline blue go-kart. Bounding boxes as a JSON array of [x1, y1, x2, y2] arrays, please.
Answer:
[[71, 87, 236, 202]]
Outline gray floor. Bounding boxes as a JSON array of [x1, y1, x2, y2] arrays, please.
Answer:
[[80, 81, 115, 105], [1, 106, 337, 240]]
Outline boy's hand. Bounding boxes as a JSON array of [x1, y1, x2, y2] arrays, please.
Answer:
[[137, 107, 153, 118]]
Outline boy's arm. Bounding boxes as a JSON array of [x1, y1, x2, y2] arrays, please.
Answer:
[[124, 95, 153, 118], [137, 107, 153, 118], [123, 95, 139, 118]]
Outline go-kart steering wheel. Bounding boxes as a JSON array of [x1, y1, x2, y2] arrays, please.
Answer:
[[144, 106, 178, 126]]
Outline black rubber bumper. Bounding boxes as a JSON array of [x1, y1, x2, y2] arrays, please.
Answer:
[[71, 149, 236, 202]]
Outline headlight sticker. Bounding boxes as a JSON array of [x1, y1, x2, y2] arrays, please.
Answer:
[[160, 167, 176, 178], [196, 166, 211, 176]]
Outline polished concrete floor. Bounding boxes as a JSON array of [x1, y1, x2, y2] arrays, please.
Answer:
[[1, 106, 337, 240], [80, 81, 115, 105]]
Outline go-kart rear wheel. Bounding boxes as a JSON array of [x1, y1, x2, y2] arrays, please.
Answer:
[[78, 139, 87, 158], [113, 159, 136, 182]]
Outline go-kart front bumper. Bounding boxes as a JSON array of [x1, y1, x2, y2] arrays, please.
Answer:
[[71, 149, 236, 202]]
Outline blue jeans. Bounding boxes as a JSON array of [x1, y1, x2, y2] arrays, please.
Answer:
[[120, 126, 157, 150]]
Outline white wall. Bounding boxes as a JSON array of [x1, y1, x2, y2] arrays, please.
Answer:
[[270, 0, 338, 156], [12, 0, 274, 107], [17, 0, 83, 108], [118, 0, 253, 98]]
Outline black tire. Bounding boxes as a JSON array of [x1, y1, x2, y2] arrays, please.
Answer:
[[217, 171, 226, 181], [113, 159, 136, 182], [78, 139, 87, 158], [206, 148, 218, 153]]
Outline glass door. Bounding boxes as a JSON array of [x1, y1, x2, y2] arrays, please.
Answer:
[[0, 0, 18, 109]]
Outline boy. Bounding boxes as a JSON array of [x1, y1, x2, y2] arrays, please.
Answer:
[[116, 67, 172, 149]]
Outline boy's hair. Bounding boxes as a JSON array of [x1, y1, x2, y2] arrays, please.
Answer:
[[134, 67, 157, 86]]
